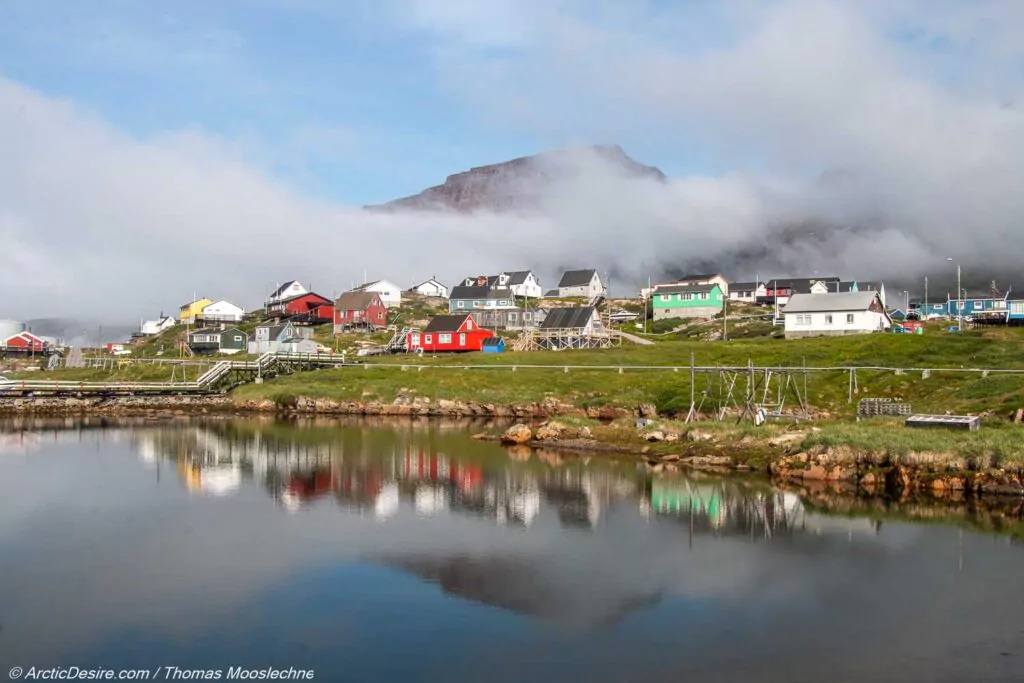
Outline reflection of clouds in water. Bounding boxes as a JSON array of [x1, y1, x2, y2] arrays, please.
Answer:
[[3, 420, 1021, 678]]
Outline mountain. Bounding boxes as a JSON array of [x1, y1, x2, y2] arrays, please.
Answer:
[[371, 144, 667, 213]]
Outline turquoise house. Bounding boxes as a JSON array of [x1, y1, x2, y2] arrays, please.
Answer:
[[652, 283, 725, 321]]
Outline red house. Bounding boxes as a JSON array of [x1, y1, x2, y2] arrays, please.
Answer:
[[407, 314, 494, 353], [333, 291, 387, 333], [267, 292, 334, 323], [3, 331, 46, 353]]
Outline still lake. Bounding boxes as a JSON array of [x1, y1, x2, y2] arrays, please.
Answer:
[[0, 416, 1022, 683]]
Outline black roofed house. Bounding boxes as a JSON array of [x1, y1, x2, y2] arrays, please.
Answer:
[[728, 281, 763, 303], [535, 306, 609, 350], [188, 327, 247, 355], [759, 277, 840, 306], [459, 271, 542, 299], [448, 283, 517, 313], [553, 269, 605, 300], [406, 314, 494, 353]]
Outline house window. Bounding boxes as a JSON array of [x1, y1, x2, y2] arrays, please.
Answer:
[[794, 315, 810, 326], [377, 311, 384, 320], [474, 301, 483, 308], [934, 304, 942, 310], [459, 334, 466, 346], [457, 301, 465, 309], [424, 334, 432, 344], [410, 334, 420, 346], [698, 292, 708, 300], [508, 312, 517, 322], [846, 313, 854, 324], [682, 293, 693, 301], [825, 314, 833, 324], [439, 334, 452, 344], [234, 336, 243, 341], [995, 301, 1006, 309], [975, 301, 984, 308], [660, 294, 670, 302], [523, 312, 532, 321]]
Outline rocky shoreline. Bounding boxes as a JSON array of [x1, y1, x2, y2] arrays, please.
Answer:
[[3, 394, 1022, 499], [494, 421, 1024, 500]]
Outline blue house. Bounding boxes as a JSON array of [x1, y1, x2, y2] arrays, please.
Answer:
[[448, 283, 517, 313], [947, 293, 1010, 318], [481, 337, 506, 353], [1010, 300, 1024, 321]]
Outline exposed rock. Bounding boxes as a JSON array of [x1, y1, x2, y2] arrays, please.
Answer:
[[768, 432, 805, 447], [636, 403, 658, 418], [645, 431, 666, 442], [501, 423, 533, 444], [664, 433, 680, 443], [685, 429, 714, 443], [535, 421, 567, 441]]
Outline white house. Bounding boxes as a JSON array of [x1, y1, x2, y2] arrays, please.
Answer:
[[504, 271, 543, 299], [356, 280, 403, 308], [553, 269, 606, 300], [669, 273, 730, 296], [140, 315, 176, 336], [783, 292, 891, 339], [728, 281, 762, 304], [200, 299, 245, 323], [410, 278, 449, 299], [267, 281, 308, 304]]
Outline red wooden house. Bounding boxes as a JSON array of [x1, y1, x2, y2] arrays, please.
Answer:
[[407, 314, 494, 353], [3, 331, 46, 353], [333, 291, 387, 333], [266, 292, 334, 323]]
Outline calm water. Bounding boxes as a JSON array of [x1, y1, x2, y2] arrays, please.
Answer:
[[0, 416, 1022, 683]]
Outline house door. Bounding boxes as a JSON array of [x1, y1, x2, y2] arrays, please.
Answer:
[[459, 334, 466, 347]]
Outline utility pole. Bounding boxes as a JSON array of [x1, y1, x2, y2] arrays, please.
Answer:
[[924, 276, 928, 310], [722, 294, 728, 341]]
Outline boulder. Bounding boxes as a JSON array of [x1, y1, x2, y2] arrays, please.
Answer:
[[535, 421, 567, 441], [645, 430, 666, 442], [685, 429, 714, 443], [501, 423, 533, 444]]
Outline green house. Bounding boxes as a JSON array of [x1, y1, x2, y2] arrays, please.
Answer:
[[652, 283, 725, 321], [188, 327, 248, 355]]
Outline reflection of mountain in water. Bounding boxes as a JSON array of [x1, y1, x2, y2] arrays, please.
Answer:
[[384, 554, 662, 627]]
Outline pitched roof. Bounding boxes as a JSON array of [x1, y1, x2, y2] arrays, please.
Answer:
[[481, 337, 504, 347], [784, 292, 881, 313], [505, 270, 533, 285], [544, 289, 560, 297], [540, 306, 597, 330], [424, 314, 472, 333], [730, 281, 762, 290], [857, 281, 884, 291], [277, 291, 332, 305], [354, 279, 400, 291], [334, 291, 380, 310], [679, 273, 723, 281], [450, 284, 514, 300], [450, 284, 490, 300], [269, 281, 301, 299], [558, 269, 598, 288], [767, 277, 840, 294], [654, 283, 718, 294]]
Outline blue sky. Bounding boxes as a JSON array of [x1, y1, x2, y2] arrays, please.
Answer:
[[0, 0, 739, 204], [2, 1, 1023, 320]]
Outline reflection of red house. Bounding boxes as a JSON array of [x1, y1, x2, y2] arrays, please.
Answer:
[[402, 447, 482, 492], [285, 469, 337, 502], [407, 314, 494, 353], [3, 332, 46, 353], [267, 292, 334, 323]]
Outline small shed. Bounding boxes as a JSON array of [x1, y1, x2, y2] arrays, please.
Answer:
[[189, 327, 247, 355], [481, 337, 506, 353]]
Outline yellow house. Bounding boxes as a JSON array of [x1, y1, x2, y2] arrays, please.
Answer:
[[179, 298, 213, 324]]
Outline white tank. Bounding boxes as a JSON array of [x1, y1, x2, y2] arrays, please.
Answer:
[[0, 319, 26, 339]]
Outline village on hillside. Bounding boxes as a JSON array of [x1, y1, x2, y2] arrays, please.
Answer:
[[2, 268, 1022, 361]]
